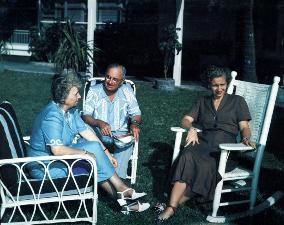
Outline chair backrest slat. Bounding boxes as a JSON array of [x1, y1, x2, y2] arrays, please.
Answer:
[[0, 102, 26, 159], [228, 72, 280, 159], [233, 80, 271, 143], [0, 101, 26, 188], [82, 77, 136, 111]]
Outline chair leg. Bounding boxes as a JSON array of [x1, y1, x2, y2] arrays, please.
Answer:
[[210, 150, 229, 217], [250, 145, 265, 210], [1, 206, 5, 219], [249, 174, 259, 211], [212, 180, 224, 217], [130, 141, 139, 184], [171, 131, 183, 165]]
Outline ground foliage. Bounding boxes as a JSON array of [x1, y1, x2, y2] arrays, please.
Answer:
[[0, 71, 283, 225]]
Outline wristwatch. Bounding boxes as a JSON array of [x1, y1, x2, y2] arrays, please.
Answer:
[[131, 119, 140, 127]]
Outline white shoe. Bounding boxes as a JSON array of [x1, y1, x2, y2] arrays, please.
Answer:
[[117, 188, 147, 206], [121, 201, 150, 215]]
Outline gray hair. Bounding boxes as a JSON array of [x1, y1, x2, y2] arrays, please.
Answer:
[[51, 71, 82, 104], [105, 63, 126, 80], [201, 65, 231, 88]]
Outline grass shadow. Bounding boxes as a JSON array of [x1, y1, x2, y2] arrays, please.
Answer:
[[142, 142, 174, 200], [266, 105, 284, 160]]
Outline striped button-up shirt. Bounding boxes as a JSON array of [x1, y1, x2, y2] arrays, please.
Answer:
[[83, 83, 141, 132]]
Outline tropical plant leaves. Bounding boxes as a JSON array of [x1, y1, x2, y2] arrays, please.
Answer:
[[54, 20, 100, 74]]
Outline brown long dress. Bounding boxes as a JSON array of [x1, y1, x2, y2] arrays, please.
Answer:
[[171, 93, 251, 200]]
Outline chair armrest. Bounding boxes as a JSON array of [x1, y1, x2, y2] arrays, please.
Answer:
[[170, 127, 186, 164], [219, 143, 254, 151], [170, 127, 202, 133], [0, 154, 98, 216], [23, 135, 30, 145], [170, 127, 203, 165], [171, 127, 187, 132], [0, 154, 96, 165], [23, 136, 30, 141], [0, 154, 97, 184], [217, 143, 254, 179]]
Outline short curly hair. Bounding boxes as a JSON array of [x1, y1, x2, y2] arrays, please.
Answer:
[[51, 71, 82, 104], [201, 65, 231, 88]]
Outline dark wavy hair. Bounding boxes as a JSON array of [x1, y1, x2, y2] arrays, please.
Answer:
[[200, 65, 231, 88], [51, 71, 82, 104]]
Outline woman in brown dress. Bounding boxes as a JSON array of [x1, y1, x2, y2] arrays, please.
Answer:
[[157, 66, 256, 222]]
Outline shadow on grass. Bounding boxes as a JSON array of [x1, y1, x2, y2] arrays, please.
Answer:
[[142, 142, 174, 200], [235, 166, 284, 225], [142, 141, 284, 225], [266, 106, 284, 160]]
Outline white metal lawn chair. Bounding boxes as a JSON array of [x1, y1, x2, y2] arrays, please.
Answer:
[[171, 72, 283, 223], [0, 101, 98, 225], [83, 77, 139, 184]]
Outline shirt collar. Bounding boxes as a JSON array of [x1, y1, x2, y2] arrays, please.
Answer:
[[101, 84, 122, 101]]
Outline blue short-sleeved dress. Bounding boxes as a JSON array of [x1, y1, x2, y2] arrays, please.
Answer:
[[27, 101, 115, 182]]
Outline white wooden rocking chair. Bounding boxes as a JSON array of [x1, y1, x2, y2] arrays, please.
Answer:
[[82, 77, 139, 184], [0, 101, 98, 225], [171, 72, 283, 223]]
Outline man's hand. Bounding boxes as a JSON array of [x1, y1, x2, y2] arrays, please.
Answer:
[[130, 124, 140, 141], [98, 120, 112, 136], [185, 128, 199, 147]]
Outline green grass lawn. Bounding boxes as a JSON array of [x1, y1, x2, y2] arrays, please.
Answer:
[[0, 71, 283, 225]]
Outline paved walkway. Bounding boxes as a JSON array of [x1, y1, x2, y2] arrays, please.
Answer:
[[2, 60, 56, 75], [1, 60, 282, 104], [1, 60, 209, 91]]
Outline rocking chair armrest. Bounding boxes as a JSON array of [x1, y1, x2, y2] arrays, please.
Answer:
[[219, 143, 254, 151], [170, 127, 203, 164], [171, 127, 185, 164], [171, 127, 187, 132], [170, 127, 202, 133]]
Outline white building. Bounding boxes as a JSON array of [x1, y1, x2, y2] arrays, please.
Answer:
[[1, 0, 124, 57]]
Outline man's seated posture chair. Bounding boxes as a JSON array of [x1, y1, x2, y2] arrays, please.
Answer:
[[83, 77, 139, 184], [171, 72, 283, 222], [0, 101, 98, 225]]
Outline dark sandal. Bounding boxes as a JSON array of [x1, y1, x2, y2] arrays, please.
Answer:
[[153, 202, 167, 213], [156, 205, 176, 223]]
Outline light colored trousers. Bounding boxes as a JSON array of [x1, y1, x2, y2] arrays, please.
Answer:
[[94, 127, 134, 179]]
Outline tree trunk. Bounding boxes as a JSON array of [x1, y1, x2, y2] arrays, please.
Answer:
[[242, 0, 258, 82]]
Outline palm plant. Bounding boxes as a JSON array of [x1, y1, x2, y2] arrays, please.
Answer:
[[0, 40, 7, 60], [0, 40, 8, 72], [29, 22, 63, 62], [159, 24, 182, 79], [54, 20, 99, 75]]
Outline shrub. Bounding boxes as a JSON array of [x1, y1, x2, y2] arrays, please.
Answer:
[[29, 22, 63, 62]]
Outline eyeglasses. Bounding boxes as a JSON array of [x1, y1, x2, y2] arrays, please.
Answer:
[[105, 74, 123, 84]]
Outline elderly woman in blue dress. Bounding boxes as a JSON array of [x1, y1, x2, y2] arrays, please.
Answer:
[[27, 71, 149, 213]]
